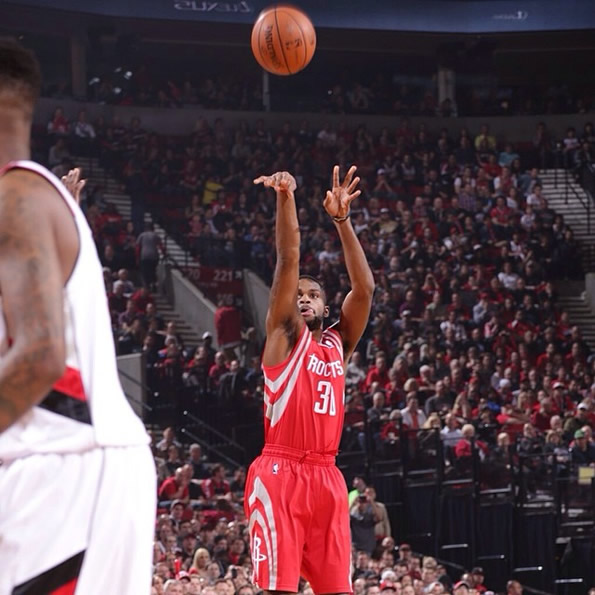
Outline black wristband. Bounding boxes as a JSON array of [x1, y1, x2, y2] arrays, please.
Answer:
[[333, 211, 350, 222]]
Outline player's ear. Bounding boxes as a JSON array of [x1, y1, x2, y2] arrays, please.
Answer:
[[323, 305, 330, 318]]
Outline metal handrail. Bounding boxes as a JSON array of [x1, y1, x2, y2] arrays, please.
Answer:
[[118, 368, 154, 399], [123, 390, 153, 413], [183, 410, 247, 459], [563, 167, 591, 235], [553, 149, 594, 270], [180, 426, 244, 469]]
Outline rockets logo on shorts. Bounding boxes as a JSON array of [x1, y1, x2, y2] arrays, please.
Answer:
[[248, 476, 279, 589], [252, 536, 268, 574]]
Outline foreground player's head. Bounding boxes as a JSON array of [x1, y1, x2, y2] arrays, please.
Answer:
[[0, 42, 41, 122], [298, 274, 329, 331]]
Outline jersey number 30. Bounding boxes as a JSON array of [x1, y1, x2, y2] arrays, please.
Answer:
[[314, 380, 336, 416]]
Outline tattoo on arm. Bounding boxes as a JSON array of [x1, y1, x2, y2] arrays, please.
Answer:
[[0, 173, 66, 433]]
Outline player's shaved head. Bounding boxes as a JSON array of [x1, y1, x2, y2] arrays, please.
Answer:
[[0, 41, 41, 117]]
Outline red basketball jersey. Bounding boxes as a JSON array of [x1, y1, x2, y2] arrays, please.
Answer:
[[262, 324, 346, 452]]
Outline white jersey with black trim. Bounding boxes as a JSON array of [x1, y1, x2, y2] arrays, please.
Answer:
[[0, 160, 149, 460]]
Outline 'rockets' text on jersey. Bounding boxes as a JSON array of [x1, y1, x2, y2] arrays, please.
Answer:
[[262, 325, 346, 453]]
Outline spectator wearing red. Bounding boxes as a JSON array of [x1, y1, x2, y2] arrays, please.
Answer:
[[384, 368, 405, 407], [215, 297, 243, 361], [551, 382, 575, 415], [365, 353, 390, 392], [471, 567, 487, 593], [530, 396, 555, 433], [565, 342, 587, 371], [47, 105, 69, 136], [159, 467, 190, 507], [536, 343, 557, 372], [490, 196, 512, 239], [380, 409, 407, 443], [131, 285, 155, 313], [482, 153, 502, 179], [499, 394, 531, 437], [508, 310, 534, 340], [455, 424, 489, 460], [202, 464, 231, 500]]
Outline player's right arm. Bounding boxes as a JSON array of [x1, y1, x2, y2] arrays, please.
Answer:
[[0, 171, 69, 433], [254, 171, 304, 367]]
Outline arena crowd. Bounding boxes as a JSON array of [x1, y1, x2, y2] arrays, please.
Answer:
[[40, 105, 595, 593]]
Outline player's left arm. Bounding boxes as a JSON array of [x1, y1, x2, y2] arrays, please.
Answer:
[[0, 172, 67, 433], [324, 165, 374, 362]]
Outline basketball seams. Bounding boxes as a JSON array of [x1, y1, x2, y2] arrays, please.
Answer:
[[255, 15, 269, 72], [251, 6, 315, 76], [273, 6, 292, 75], [283, 8, 309, 71]]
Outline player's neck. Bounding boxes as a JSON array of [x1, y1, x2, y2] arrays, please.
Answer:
[[0, 112, 31, 167], [311, 328, 324, 343]]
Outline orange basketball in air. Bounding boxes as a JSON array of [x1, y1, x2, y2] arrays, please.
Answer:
[[251, 5, 317, 76]]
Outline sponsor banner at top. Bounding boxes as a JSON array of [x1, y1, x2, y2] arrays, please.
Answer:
[[2, 0, 595, 33]]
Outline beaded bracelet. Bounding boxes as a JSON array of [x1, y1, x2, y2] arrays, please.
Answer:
[[333, 211, 350, 222]]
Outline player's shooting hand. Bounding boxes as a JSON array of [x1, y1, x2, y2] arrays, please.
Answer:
[[324, 165, 361, 219], [254, 171, 297, 194], [61, 167, 86, 205]]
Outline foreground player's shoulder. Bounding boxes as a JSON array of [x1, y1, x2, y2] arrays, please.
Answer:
[[0, 168, 63, 220], [0, 170, 54, 236], [0, 166, 48, 195]]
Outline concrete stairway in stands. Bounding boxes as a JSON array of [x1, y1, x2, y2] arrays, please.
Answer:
[[556, 280, 595, 352], [75, 157, 192, 266], [75, 156, 203, 349], [540, 168, 595, 270], [541, 170, 595, 351]]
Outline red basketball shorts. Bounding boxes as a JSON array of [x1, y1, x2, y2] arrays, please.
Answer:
[[245, 445, 352, 594]]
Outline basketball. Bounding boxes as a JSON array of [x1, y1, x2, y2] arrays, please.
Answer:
[[251, 5, 316, 76]]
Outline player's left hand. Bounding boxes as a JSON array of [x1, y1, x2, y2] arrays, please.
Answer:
[[324, 164, 361, 220], [61, 167, 86, 205]]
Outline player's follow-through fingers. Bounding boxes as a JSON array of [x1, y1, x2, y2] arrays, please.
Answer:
[[255, 174, 282, 188], [332, 165, 340, 189], [346, 189, 362, 203], [342, 165, 357, 188], [347, 176, 360, 195]]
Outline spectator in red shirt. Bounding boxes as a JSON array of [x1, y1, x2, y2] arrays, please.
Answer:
[[482, 153, 501, 179], [497, 402, 530, 440], [565, 342, 586, 371], [490, 196, 512, 239], [551, 382, 575, 415], [536, 343, 557, 372], [365, 353, 390, 392], [131, 285, 155, 313], [215, 297, 243, 361], [203, 464, 231, 500], [455, 424, 489, 460], [530, 396, 554, 433], [159, 467, 190, 507], [47, 105, 69, 136], [471, 567, 488, 593]]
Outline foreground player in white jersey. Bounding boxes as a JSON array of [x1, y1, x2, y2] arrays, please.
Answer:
[[0, 42, 155, 594]]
